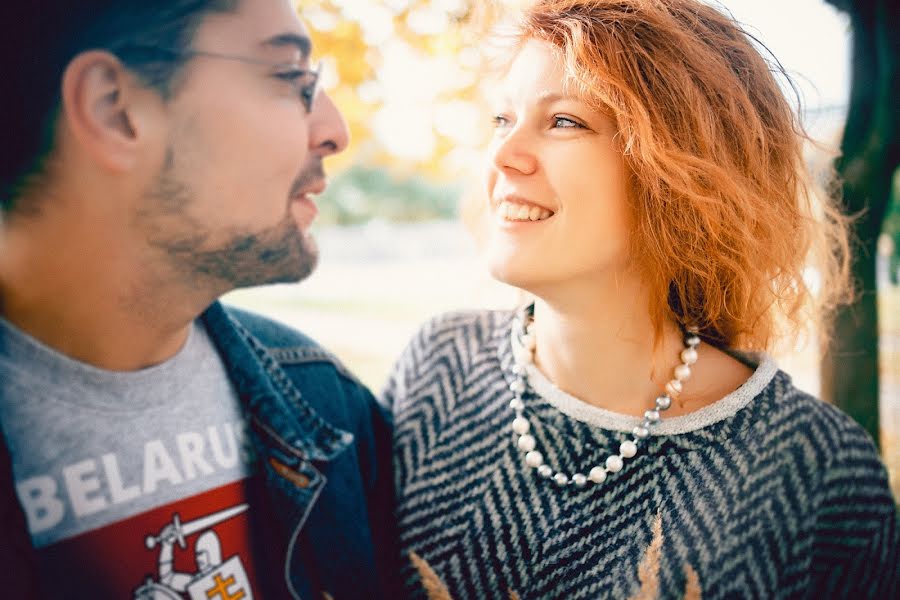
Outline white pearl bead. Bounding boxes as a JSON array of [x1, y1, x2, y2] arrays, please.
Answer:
[[674, 364, 691, 382], [538, 464, 553, 478], [656, 395, 672, 410], [620, 440, 638, 458], [517, 434, 536, 452], [523, 334, 536, 351], [524, 450, 543, 468], [665, 380, 683, 396], [686, 334, 701, 347], [606, 455, 624, 472], [512, 417, 530, 435], [680, 347, 698, 365], [514, 348, 533, 365], [644, 409, 660, 422], [509, 398, 524, 411], [572, 473, 587, 487], [553, 473, 569, 486], [509, 380, 526, 394], [632, 426, 649, 439], [589, 466, 607, 483]]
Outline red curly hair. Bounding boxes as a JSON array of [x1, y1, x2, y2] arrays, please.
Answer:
[[507, 0, 851, 351]]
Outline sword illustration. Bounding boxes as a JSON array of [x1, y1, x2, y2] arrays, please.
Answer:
[[145, 504, 249, 549]]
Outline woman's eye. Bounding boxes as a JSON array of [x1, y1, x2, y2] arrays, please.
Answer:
[[553, 116, 582, 129], [492, 114, 511, 128]]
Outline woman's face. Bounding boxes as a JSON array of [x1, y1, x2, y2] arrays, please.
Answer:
[[484, 39, 630, 293]]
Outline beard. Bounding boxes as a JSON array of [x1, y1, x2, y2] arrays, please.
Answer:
[[171, 213, 319, 289], [137, 149, 321, 293]]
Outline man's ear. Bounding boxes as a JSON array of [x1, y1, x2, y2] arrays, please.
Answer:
[[59, 51, 154, 172]]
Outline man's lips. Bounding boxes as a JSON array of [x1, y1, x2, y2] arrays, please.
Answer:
[[292, 179, 327, 201], [289, 179, 326, 229]]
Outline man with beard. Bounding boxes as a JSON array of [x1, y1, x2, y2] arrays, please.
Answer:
[[0, 1, 397, 598]]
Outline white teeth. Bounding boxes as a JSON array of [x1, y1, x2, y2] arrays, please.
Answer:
[[497, 200, 554, 222]]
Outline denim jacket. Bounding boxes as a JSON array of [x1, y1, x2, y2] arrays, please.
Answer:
[[0, 301, 399, 599]]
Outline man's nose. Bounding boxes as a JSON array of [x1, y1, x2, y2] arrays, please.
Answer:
[[308, 91, 350, 157]]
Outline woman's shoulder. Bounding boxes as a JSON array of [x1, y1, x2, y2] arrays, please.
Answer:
[[399, 308, 515, 362], [755, 370, 888, 477], [381, 308, 515, 408], [762, 376, 898, 592]]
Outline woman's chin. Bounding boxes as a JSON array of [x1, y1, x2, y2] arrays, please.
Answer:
[[486, 256, 545, 293]]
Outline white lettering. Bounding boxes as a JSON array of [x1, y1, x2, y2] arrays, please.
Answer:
[[62, 459, 108, 518], [236, 422, 255, 464], [16, 476, 65, 534], [208, 424, 238, 469], [143, 440, 184, 494], [101, 453, 140, 505], [176, 432, 214, 480]]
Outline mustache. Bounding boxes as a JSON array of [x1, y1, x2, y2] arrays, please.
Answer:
[[288, 160, 326, 198]]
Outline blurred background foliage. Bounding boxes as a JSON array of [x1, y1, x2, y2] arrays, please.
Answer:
[[317, 165, 460, 224], [297, 0, 526, 222]]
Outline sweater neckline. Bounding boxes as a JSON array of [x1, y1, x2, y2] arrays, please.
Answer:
[[502, 310, 779, 435]]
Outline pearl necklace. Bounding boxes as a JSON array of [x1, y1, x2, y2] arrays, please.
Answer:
[[509, 309, 701, 488]]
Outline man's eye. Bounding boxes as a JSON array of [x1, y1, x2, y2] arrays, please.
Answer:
[[275, 69, 304, 80], [275, 70, 308, 89], [275, 70, 316, 107], [553, 116, 582, 128], [492, 114, 511, 128]]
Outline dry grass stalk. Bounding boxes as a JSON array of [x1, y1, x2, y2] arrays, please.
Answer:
[[627, 511, 664, 600], [410, 552, 454, 600]]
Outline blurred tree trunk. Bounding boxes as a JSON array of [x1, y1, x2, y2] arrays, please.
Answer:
[[821, 0, 899, 448]]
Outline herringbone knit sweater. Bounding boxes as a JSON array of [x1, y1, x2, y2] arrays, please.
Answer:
[[384, 310, 899, 599]]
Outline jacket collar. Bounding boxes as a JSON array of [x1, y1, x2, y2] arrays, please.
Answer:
[[200, 301, 352, 463]]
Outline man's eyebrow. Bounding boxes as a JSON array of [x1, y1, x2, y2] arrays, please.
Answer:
[[260, 33, 312, 58]]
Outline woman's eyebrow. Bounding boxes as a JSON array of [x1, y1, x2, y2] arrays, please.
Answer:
[[535, 91, 580, 105]]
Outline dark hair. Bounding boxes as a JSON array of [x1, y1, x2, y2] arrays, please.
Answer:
[[0, 0, 237, 212]]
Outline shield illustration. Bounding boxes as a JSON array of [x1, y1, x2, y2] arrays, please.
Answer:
[[186, 555, 253, 600]]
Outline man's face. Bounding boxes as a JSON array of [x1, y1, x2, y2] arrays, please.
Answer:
[[136, 0, 348, 292]]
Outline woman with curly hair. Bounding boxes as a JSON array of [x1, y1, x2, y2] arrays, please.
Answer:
[[385, 0, 897, 598], [385, 0, 898, 600]]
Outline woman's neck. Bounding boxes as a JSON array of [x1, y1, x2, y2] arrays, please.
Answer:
[[529, 278, 687, 417]]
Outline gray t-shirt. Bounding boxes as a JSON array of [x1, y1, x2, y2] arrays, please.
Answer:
[[0, 316, 289, 598]]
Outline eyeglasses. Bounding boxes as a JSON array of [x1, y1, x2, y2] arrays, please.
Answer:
[[115, 46, 323, 113]]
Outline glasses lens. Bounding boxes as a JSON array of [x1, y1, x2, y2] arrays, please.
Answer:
[[302, 60, 323, 112]]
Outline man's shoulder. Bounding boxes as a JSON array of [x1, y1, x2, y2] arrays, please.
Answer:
[[217, 304, 359, 384], [221, 304, 317, 347], [213, 304, 383, 438]]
